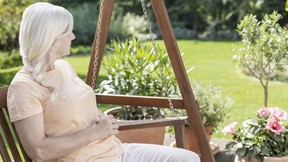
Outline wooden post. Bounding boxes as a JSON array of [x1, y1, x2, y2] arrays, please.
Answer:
[[86, 0, 115, 86], [150, 0, 215, 161]]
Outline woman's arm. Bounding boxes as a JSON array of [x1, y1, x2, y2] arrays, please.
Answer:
[[14, 113, 119, 162]]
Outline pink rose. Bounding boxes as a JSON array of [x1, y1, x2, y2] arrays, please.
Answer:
[[266, 118, 285, 134], [257, 107, 271, 117], [222, 122, 238, 135], [270, 107, 287, 120]]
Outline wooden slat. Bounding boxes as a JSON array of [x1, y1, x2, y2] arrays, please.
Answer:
[[0, 109, 22, 162], [0, 87, 12, 162], [0, 125, 12, 162], [174, 124, 186, 148], [96, 93, 184, 108], [11, 123, 32, 162], [0, 87, 8, 108], [0, 86, 32, 162], [118, 117, 187, 131]]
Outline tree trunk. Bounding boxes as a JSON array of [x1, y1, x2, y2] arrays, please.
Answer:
[[264, 84, 268, 107]]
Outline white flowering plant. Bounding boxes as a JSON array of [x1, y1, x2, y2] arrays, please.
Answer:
[[222, 107, 288, 162]]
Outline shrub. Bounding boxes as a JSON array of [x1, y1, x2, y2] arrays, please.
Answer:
[[0, 50, 22, 69], [0, 0, 38, 50], [96, 36, 176, 120], [67, 2, 98, 45]]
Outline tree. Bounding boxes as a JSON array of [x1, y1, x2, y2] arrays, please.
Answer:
[[233, 11, 288, 107]]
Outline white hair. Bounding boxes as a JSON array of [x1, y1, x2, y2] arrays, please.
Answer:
[[19, 2, 73, 99]]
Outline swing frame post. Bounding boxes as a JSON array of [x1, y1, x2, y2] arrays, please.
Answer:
[[150, 0, 215, 161], [86, 0, 215, 161], [86, 0, 115, 86]]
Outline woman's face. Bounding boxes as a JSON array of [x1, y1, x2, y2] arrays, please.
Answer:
[[55, 31, 75, 59]]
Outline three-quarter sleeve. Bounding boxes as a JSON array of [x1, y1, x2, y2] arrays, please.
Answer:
[[7, 82, 43, 122]]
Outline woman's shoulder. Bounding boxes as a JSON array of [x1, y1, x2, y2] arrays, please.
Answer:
[[55, 59, 77, 76], [10, 67, 35, 86], [55, 59, 72, 67], [8, 71, 42, 101]]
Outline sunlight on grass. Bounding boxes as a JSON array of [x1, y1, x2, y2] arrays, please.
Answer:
[[65, 40, 288, 139]]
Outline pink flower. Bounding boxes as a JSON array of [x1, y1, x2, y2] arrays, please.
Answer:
[[270, 107, 287, 120], [257, 107, 271, 117], [222, 122, 238, 135], [266, 118, 285, 134]]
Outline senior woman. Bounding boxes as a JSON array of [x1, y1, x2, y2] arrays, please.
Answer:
[[7, 2, 201, 162]]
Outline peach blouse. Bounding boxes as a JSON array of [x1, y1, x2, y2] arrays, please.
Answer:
[[7, 60, 124, 162]]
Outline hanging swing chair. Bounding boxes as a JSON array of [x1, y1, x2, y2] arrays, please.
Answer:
[[0, 0, 215, 162], [86, 0, 215, 162]]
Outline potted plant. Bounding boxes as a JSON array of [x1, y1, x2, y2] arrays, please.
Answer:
[[96, 36, 177, 144], [170, 83, 233, 155], [222, 107, 288, 162], [223, 11, 288, 162], [232, 11, 288, 107]]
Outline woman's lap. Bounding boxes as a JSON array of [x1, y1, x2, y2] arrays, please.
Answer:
[[118, 143, 200, 162]]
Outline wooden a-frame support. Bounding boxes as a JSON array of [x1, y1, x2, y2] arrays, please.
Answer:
[[86, 0, 215, 161]]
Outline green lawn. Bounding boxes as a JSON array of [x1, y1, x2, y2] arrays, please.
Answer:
[[65, 40, 288, 138], [2, 40, 287, 139]]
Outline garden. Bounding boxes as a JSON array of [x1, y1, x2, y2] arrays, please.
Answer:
[[1, 0, 288, 161]]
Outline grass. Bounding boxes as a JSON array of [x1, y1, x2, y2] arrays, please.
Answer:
[[2, 40, 288, 139], [65, 40, 288, 139]]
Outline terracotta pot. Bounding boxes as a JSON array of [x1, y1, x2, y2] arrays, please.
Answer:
[[104, 107, 165, 144], [183, 126, 213, 154], [170, 126, 217, 155], [238, 156, 288, 162], [115, 123, 165, 144]]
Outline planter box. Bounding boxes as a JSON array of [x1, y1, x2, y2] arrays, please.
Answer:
[[105, 107, 165, 144], [170, 126, 220, 156], [237, 156, 288, 162]]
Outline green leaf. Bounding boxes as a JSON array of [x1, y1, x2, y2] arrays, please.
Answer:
[[225, 141, 237, 150], [235, 147, 248, 158]]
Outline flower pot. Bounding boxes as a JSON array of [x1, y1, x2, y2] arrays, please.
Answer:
[[184, 126, 212, 154], [104, 107, 165, 145], [238, 156, 288, 162], [170, 126, 219, 156], [264, 156, 288, 162]]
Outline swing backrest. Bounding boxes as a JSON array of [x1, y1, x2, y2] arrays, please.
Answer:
[[0, 87, 32, 162], [0, 86, 187, 162]]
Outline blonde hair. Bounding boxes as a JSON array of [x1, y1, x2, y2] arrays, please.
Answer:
[[19, 2, 73, 98]]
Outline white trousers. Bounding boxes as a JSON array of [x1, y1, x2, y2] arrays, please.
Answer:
[[113, 143, 201, 162]]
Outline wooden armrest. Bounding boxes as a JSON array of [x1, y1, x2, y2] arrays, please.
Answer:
[[118, 117, 188, 131]]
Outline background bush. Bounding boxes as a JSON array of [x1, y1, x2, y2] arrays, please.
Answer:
[[67, 2, 98, 45], [1, 0, 288, 71], [0, 50, 22, 69], [0, 0, 39, 50]]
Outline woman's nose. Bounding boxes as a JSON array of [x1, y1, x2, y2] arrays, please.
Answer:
[[71, 33, 75, 40]]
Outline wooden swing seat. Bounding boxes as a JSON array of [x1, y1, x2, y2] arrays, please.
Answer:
[[0, 86, 189, 161], [0, 0, 215, 161]]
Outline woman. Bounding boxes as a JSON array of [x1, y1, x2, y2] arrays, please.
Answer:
[[7, 2, 201, 162]]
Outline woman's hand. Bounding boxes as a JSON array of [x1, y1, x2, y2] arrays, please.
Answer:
[[14, 114, 119, 162], [94, 115, 119, 138]]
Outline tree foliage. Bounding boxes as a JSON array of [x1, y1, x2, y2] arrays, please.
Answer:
[[233, 11, 288, 107], [0, 0, 42, 50], [0, 0, 287, 51]]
